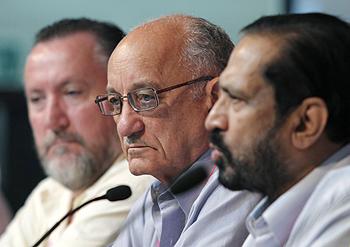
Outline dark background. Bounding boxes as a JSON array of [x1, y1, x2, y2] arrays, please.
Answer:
[[0, 90, 45, 213]]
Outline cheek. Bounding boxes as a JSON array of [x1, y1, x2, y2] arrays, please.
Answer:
[[69, 104, 117, 144], [147, 120, 172, 147], [117, 132, 126, 153], [140, 119, 176, 163], [226, 110, 275, 154], [28, 112, 46, 145], [225, 115, 258, 154], [225, 114, 246, 147]]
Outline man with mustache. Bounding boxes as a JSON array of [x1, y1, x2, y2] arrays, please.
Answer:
[[0, 18, 152, 247], [206, 13, 350, 246], [97, 14, 261, 247]]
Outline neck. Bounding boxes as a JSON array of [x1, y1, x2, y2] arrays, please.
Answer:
[[270, 139, 343, 201]]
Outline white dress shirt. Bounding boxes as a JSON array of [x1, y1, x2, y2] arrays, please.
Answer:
[[112, 150, 262, 247], [243, 143, 350, 247], [0, 156, 153, 247]]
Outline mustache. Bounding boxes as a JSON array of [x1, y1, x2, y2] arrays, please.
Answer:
[[42, 131, 85, 154], [209, 129, 233, 162], [123, 132, 147, 146], [210, 129, 227, 152]]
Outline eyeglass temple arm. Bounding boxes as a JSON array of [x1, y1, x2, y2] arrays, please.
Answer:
[[156, 76, 214, 94]]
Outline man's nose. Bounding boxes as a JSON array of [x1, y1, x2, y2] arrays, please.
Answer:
[[45, 96, 69, 132], [205, 97, 228, 132], [115, 100, 145, 139]]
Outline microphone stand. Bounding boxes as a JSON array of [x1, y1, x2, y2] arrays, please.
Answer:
[[32, 165, 207, 246], [32, 195, 106, 247]]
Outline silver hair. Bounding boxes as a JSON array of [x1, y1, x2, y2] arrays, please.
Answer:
[[180, 16, 233, 77], [180, 16, 233, 99]]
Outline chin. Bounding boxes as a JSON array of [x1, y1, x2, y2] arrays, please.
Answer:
[[218, 166, 238, 190], [216, 157, 244, 191], [128, 159, 150, 176]]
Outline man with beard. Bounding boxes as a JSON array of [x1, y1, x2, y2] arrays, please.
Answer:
[[97, 15, 261, 247], [0, 18, 152, 247], [206, 13, 350, 246]]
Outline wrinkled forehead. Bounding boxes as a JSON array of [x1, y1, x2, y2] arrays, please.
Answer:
[[107, 24, 190, 94]]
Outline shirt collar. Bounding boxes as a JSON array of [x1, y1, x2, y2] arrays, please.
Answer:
[[246, 143, 350, 245], [151, 149, 213, 218]]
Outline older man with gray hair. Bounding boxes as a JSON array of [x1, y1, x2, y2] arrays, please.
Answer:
[[95, 14, 261, 247], [0, 18, 153, 247]]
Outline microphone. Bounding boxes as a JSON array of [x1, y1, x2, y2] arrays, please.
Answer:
[[32, 185, 132, 247], [105, 185, 132, 201], [170, 165, 209, 194]]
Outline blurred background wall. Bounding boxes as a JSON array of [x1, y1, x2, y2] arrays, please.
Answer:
[[287, 0, 350, 21], [1, 0, 350, 217], [0, 0, 284, 88]]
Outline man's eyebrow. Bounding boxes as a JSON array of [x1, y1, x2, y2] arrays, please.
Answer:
[[221, 86, 230, 94], [106, 86, 117, 94], [130, 80, 159, 90], [220, 83, 247, 100], [28, 79, 74, 93], [106, 80, 160, 94], [219, 80, 231, 94], [219, 80, 230, 94], [26, 88, 42, 94]]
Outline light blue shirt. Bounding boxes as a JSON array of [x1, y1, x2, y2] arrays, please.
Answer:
[[243, 143, 350, 247], [111, 150, 261, 247]]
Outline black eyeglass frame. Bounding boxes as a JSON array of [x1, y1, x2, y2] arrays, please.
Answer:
[[95, 75, 214, 116]]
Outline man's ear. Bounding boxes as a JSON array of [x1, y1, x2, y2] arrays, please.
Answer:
[[205, 77, 219, 107], [289, 97, 328, 150]]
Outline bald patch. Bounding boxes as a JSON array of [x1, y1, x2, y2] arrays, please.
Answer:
[[109, 16, 193, 83]]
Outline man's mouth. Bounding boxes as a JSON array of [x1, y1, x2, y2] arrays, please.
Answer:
[[126, 142, 157, 150], [46, 140, 79, 154], [126, 144, 156, 154], [211, 148, 223, 162], [209, 141, 233, 171]]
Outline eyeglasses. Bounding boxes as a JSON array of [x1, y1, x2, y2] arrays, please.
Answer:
[[95, 76, 213, 116]]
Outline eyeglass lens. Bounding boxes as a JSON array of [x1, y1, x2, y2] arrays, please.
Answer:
[[128, 88, 158, 111]]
